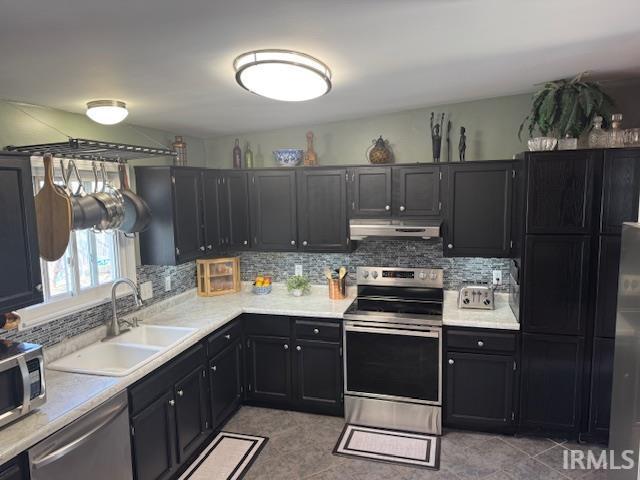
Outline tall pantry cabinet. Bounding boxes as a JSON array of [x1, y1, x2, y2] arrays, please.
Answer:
[[516, 148, 640, 441]]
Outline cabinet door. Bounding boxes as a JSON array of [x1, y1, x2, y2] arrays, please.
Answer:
[[246, 335, 292, 405], [523, 235, 590, 335], [294, 340, 342, 413], [600, 149, 640, 234], [172, 168, 204, 262], [589, 337, 614, 440], [250, 170, 297, 251], [445, 352, 514, 430], [0, 155, 42, 313], [131, 390, 177, 480], [0, 457, 26, 480], [393, 165, 441, 217], [519, 334, 584, 433], [225, 172, 251, 249], [209, 341, 242, 429], [202, 170, 220, 253], [349, 167, 392, 218], [445, 162, 512, 257], [174, 366, 209, 463], [297, 169, 349, 252], [526, 151, 597, 234], [595, 236, 621, 338]]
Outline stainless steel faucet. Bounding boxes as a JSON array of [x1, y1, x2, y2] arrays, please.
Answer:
[[108, 278, 143, 338]]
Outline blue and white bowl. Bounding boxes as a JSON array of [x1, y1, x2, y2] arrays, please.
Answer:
[[274, 149, 304, 167]]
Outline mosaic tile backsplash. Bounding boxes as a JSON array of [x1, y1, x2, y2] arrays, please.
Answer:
[[2, 262, 197, 348], [227, 238, 511, 291]]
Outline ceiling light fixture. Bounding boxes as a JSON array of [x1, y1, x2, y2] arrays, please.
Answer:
[[86, 100, 128, 125], [233, 49, 332, 102]]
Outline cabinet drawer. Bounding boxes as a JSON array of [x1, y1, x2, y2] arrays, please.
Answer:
[[243, 314, 290, 336], [207, 320, 242, 357], [447, 329, 516, 353], [295, 319, 340, 342]]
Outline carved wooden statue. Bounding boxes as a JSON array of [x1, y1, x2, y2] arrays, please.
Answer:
[[459, 126, 467, 162], [430, 112, 445, 162]]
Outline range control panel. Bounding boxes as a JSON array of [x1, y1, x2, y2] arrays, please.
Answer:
[[458, 285, 495, 310]]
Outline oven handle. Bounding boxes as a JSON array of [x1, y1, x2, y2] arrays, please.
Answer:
[[344, 324, 440, 338]]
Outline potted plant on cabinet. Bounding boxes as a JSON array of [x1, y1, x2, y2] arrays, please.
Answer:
[[518, 72, 614, 150]]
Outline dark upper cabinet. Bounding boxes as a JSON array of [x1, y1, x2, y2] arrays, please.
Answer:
[[595, 235, 621, 338], [445, 351, 515, 430], [218, 171, 251, 249], [131, 390, 177, 480], [444, 162, 513, 257], [392, 165, 441, 217], [174, 365, 209, 463], [523, 235, 590, 335], [136, 166, 205, 265], [250, 170, 297, 251], [293, 339, 342, 414], [510, 158, 526, 260], [297, 169, 349, 252], [246, 334, 292, 404], [525, 151, 598, 235], [209, 341, 242, 429], [202, 170, 221, 252], [349, 167, 392, 218], [589, 337, 614, 441], [600, 148, 640, 234], [0, 153, 42, 313], [519, 333, 584, 434]]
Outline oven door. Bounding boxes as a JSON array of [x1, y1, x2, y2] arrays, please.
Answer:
[[343, 322, 441, 405]]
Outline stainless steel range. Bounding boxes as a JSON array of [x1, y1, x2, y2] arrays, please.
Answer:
[[343, 266, 443, 435]]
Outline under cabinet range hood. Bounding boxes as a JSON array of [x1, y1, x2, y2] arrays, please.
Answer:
[[349, 219, 441, 240]]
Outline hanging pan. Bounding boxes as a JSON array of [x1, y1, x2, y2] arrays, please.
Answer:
[[117, 162, 151, 234]]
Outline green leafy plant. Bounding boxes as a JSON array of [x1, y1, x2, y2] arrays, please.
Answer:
[[286, 275, 311, 295], [518, 73, 614, 140]]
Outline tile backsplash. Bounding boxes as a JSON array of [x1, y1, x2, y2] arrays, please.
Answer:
[[228, 238, 510, 291]]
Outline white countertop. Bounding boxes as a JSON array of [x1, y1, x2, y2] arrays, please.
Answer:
[[0, 283, 518, 463]]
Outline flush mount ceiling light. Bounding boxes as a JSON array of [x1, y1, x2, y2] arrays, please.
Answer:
[[233, 49, 332, 102], [86, 100, 128, 125]]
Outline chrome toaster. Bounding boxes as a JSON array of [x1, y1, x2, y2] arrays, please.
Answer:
[[458, 285, 495, 310]]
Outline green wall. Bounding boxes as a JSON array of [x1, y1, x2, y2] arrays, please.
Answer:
[[205, 82, 640, 168], [0, 100, 207, 167]]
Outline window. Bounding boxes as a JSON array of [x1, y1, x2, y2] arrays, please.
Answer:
[[18, 157, 137, 328]]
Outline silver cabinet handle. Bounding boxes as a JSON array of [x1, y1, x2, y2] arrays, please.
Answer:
[[211, 365, 217, 372], [284, 344, 289, 350], [290, 240, 296, 246], [169, 399, 175, 406], [400, 206, 406, 211], [477, 340, 484, 347], [448, 244, 454, 249], [385, 205, 390, 211], [35, 283, 43, 292], [296, 346, 302, 351], [207, 244, 212, 250], [302, 241, 308, 246], [448, 359, 454, 365], [225, 334, 231, 340], [313, 328, 319, 335], [177, 390, 184, 397], [199, 246, 205, 251], [243, 240, 248, 245]]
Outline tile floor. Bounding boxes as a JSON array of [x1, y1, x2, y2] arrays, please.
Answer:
[[223, 406, 607, 480]]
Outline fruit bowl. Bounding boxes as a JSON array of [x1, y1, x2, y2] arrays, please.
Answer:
[[273, 149, 304, 167]]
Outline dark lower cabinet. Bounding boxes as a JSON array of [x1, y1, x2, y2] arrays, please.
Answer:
[[0, 153, 42, 313], [519, 333, 584, 435], [588, 337, 615, 441], [131, 390, 177, 480], [294, 339, 342, 414], [174, 366, 209, 463], [0, 455, 28, 480], [595, 235, 621, 338], [209, 341, 242, 429], [445, 351, 515, 431], [246, 335, 292, 404]]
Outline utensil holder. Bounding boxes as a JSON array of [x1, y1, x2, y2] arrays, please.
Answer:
[[328, 278, 346, 300]]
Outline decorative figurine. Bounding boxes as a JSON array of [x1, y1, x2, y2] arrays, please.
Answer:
[[244, 142, 254, 168], [367, 136, 393, 164], [458, 126, 467, 162], [430, 112, 445, 162], [304, 131, 318, 166], [445, 120, 452, 163], [172, 136, 187, 166], [233, 138, 242, 168]]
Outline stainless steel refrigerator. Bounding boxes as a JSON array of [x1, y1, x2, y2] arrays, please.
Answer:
[[609, 222, 640, 479]]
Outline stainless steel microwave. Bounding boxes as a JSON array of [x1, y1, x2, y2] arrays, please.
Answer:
[[0, 341, 46, 428]]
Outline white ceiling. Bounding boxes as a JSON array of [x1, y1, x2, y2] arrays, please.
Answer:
[[1, 0, 639, 138]]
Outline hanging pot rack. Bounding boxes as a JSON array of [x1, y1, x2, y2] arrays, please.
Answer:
[[5, 138, 178, 163]]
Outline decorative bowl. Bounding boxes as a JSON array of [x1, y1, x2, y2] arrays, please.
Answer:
[[274, 149, 304, 167], [527, 137, 558, 151], [253, 285, 272, 295]]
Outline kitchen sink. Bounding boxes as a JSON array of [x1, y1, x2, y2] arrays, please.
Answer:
[[48, 325, 199, 377]]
